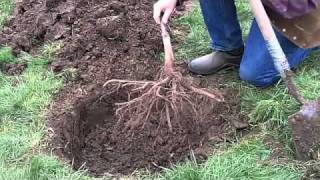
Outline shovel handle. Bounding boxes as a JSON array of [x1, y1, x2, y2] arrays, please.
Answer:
[[249, 0, 305, 104]]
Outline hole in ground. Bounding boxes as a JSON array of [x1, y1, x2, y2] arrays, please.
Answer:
[[51, 87, 245, 176]]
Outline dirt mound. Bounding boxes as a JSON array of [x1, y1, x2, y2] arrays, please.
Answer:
[[0, 0, 247, 176], [1, 0, 162, 82]]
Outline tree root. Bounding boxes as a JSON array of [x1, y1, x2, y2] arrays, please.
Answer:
[[103, 71, 224, 133]]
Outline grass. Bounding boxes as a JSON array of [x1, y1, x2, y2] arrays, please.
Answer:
[[0, 45, 93, 179], [0, 3, 86, 178], [174, 6, 211, 60], [0, 2, 93, 179], [240, 51, 320, 154], [0, 0, 14, 28], [0, 0, 319, 179], [157, 139, 301, 180], [175, 0, 320, 149], [0, 47, 15, 63], [161, 1, 320, 179]]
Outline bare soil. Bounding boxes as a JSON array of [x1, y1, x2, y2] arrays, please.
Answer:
[[0, 0, 248, 176], [1, 62, 27, 75], [55, 84, 243, 175]]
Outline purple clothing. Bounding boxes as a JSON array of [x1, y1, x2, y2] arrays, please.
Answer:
[[262, 0, 320, 19], [178, 0, 319, 19]]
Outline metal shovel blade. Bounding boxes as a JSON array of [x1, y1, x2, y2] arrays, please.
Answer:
[[290, 101, 320, 160]]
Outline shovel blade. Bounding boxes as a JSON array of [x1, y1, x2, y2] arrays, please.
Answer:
[[290, 101, 320, 161]]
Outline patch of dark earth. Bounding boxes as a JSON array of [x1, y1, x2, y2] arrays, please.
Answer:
[[1, 62, 27, 75], [0, 0, 248, 176]]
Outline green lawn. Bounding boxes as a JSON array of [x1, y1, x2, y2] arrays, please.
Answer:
[[0, 46, 92, 180], [0, 1, 319, 180], [0, 0, 14, 28], [157, 139, 300, 180]]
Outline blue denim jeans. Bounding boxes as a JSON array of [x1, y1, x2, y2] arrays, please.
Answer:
[[200, 0, 315, 87]]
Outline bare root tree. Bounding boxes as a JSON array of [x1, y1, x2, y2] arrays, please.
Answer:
[[104, 23, 224, 133]]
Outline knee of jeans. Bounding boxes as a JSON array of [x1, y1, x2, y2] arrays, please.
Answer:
[[239, 66, 256, 84], [239, 66, 275, 87]]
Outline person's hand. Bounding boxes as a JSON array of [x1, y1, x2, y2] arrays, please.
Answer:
[[153, 0, 178, 24]]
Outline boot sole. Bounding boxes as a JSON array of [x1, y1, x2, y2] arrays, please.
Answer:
[[188, 63, 240, 76]]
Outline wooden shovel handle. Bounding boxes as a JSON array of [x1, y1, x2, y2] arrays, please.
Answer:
[[249, 0, 305, 104], [249, 0, 290, 73]]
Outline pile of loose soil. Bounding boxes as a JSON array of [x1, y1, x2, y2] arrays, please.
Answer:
[[0, 0, 162, 82], [0, 0, 248, 176]]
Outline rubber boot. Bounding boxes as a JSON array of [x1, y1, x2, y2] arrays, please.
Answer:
[[188, 47, 244, 75]]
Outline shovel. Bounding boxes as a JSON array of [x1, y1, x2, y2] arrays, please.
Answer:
[[249, 0, 320, 160]]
